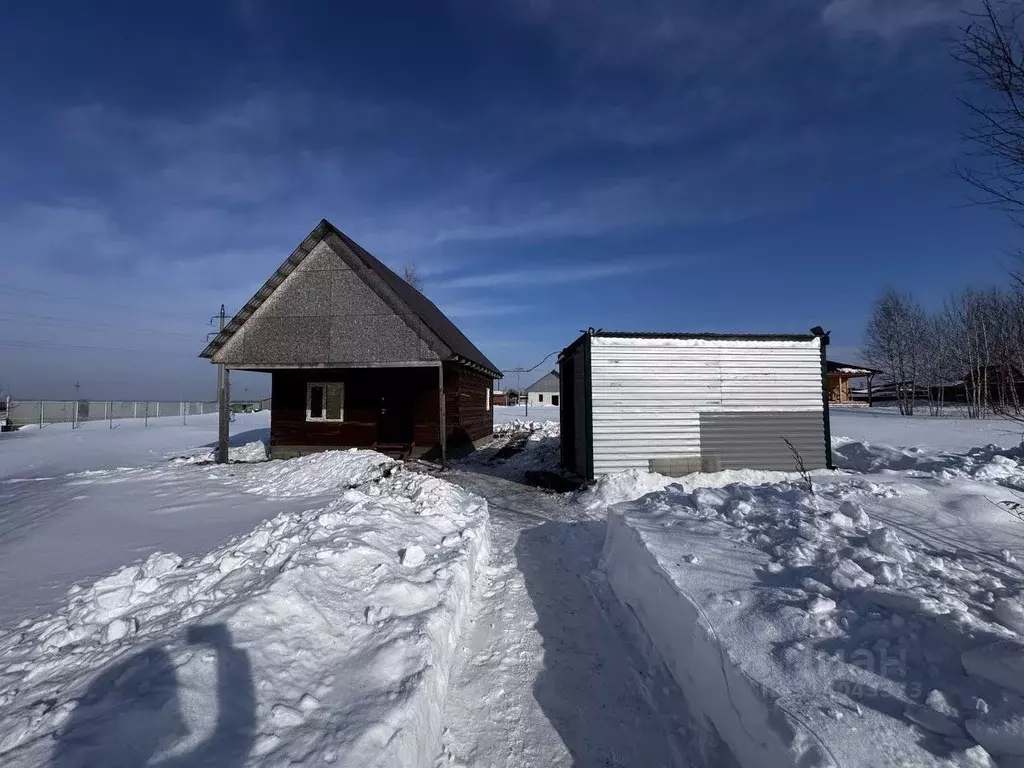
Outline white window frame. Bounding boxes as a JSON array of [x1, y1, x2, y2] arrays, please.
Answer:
[[306, 382, 345, 422], [486, 387, 491, 412]]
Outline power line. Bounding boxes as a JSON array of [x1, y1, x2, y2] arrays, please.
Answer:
[[0, 339, 198, 356], [0, 310, 202, 339], [0, 284, 196, 320], [501, 348, 561, 378]]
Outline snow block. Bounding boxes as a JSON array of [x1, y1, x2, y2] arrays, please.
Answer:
[[602, 505, 977, 768], [603, 510, 837, 768]]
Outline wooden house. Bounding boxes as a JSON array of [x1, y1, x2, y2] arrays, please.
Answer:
[[827, 360, 881, 405], [200, 220, 501, 460]]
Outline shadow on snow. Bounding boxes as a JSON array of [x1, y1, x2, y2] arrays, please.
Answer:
[[52, 623, 255, 768]]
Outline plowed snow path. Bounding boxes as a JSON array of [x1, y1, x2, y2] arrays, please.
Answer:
[[436, 471, 693, 768]]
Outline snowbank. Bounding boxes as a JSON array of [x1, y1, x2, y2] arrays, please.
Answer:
[[603, 473, 1024, 767], [173, 439, 269, 464], [577, 466, 804, 513], [833, 437, 1024, 484], [0, 454, 488, 768], [460, 419, 560, 480]]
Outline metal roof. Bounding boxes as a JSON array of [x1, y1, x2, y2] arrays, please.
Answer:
[[525, 370, 559, 392], [560, 329, 822, 357], [200, 219, 501, 378]]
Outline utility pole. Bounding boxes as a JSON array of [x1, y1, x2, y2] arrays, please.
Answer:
[[73, 381, 81, 429], [215, 304, 230, 463]]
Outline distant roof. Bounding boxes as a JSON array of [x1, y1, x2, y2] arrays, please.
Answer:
[[200, 219, 501, 377], [827, 360, 883, 376], [525, 370, 559, 392]]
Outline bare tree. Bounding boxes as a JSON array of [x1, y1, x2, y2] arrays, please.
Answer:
[[402, 264, 423, 292], [863, 289, 928, 415], [954, 0, 1024, 221]]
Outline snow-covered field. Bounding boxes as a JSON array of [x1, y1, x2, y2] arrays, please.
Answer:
[[0, 417, 487, 767], [6, 405, 1024, 767]]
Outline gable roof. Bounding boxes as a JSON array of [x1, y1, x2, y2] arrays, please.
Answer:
[[526, 370, 559, 392], [200, 219, 501, 377]]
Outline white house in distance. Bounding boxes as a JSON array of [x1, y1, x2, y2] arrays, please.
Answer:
[[525, 370, 559, 407]]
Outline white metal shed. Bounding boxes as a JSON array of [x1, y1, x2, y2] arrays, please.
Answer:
[[558, 330, 831, 479]]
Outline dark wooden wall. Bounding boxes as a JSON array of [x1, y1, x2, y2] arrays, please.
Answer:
[[270, 367, 438, 456], [270, 364, 494, 458], [443, 363, 494, 451]]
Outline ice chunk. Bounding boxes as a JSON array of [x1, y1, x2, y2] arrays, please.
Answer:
[[904, 702, 962, 736], [966, 707, 1024, 757], [808, 597, 836, 615], [994, 599, 1024, 635], [830, 558, 875, 591], [867, 527, 913, 564], [872, 562, 903, 586], [864, 588, 947, 615], [399, 545, 426, 567], [963, 641, 1024, 696]]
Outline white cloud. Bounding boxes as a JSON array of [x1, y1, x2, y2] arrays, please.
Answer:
[[430, 259, 670, 291]]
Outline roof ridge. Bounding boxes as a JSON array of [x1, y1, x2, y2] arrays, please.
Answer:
[[200, 219, 501, 378]]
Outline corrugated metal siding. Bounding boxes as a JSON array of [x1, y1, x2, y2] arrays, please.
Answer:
[[699, 412, 827, 471], [588, 336, 823, 475]]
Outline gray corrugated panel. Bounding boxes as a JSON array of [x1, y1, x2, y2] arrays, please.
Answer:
[[699, 411, 827, 471]]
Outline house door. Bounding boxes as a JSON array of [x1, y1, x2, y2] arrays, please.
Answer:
[[377, 381, 413, 444]]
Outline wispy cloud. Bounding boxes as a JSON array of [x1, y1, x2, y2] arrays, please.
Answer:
[[438, 301, 533, 318], [821, 0, 962, 37], [431, 259, 670, 291]]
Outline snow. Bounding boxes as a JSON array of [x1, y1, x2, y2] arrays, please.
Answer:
[[492, 404, 558, 427], [0, 451, 488, 767], [590, 409, 1024, 767], [0, 412, 272, 480], [831, 407, 1023, 453], [11, 401, 1024, 767]]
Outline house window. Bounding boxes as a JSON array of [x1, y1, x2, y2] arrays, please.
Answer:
[[551, 394, 559, 406], [538, 394, 544, 403], [307, 382, 344, 422], [486, 387, 491, 412]]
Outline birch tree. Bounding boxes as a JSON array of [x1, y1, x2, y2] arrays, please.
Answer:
[[863, 289, 927, 415]]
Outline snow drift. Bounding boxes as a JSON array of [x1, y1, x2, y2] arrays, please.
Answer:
[[602, 465, 1024, 767], [0, 452, 488, 768]]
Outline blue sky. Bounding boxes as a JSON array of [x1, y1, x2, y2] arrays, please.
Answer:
[[0, 0, 1016, 399]]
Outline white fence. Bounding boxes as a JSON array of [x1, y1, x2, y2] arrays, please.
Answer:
[[0, 399, 271, 429], [4, 400, 219, 428]]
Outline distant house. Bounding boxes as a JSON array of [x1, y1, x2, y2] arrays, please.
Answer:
[[525, 370, 560, 407], [200, 219, 501, 460], [493, 390, 508, 407], [827, 360, 882, 405], [559, 330, 830, 479]]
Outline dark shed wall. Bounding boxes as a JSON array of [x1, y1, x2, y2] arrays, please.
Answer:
[[443, 362, 494, 450], [270, 367, 440, 457], [270, 363, 492, 458]]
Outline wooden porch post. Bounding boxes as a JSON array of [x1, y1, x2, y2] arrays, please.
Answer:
[[867, 373, 874, 408], [438, 364, 447, 467]]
